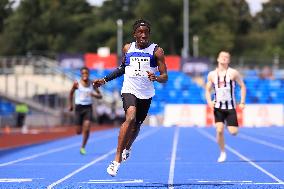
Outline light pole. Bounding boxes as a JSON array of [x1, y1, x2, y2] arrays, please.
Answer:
[[117, 19, 123, 64], [193, 35, 199, 58], [182, 0, 189, 59]]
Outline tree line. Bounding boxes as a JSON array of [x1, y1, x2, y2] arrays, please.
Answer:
[[0, 0, 284, 59]]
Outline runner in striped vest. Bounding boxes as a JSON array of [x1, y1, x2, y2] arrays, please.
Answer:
[[205, 51, 246, 162]]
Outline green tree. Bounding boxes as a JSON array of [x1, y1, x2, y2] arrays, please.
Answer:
[[0, 0, 93, 55], [0, 0, 13, 32], [255, 0, 284, 30], [189, 0, 241, 56], [274, 20, 284, 56], [232, 0, 253, 55], [241, 0, 284, 57], [0, 0, 281, 59], [133, 0, 182, 55]]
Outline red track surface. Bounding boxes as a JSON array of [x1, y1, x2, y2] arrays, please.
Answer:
[[0, 124, 114, 149]]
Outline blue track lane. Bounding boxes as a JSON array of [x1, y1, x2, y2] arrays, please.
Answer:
[[0, 127, 284, 189]]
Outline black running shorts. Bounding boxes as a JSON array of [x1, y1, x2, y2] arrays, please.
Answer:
[[121, 93, 152, 124], [214, 108, 238, 126], [75, 104, 93, 126]]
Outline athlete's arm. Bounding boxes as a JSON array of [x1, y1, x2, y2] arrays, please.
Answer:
[[147, 47, 168, 83], [69, 81, 78, 111], [93, 44, 130, 87], [234, 70, 246, 109], [205, 72, 215, 109], [104, 63, 126, 82]]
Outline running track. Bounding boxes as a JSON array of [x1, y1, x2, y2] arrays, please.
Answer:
[[0, 126, 284, 189]]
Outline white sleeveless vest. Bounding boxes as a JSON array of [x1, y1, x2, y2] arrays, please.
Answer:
[[75, 81, 93, 105], [121, 42, 158, 99]]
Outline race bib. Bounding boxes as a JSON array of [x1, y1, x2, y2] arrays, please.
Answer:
[[127, 57, 151, 77], [216, 87, 231, 102]]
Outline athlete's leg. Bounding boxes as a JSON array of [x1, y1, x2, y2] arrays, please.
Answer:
[[227, 109, 239, 136], [79, 106, 93, 155], [76, 125, 82, 135], [75, 105, 83, 135], [81, 119, 91, 148], [114, 106, 136, 163], [125, 122, 141, 150], [214, 108, 226, 152], [125, 97, 151, 150], [216, 122, 227, 162], [216, 122, 225, 152]]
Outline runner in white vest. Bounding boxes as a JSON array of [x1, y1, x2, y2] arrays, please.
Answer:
[[93, 19, 168, 177], [205, 51, 246, 162], [69, 67, 102, 155]]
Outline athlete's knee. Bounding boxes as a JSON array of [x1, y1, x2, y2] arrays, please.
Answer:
[[228, 126, 239, 136], [216, 127, 224, 135], [125, 115, 136, 125], [83, 119, 91, 125], [215, 122, 224, 134]]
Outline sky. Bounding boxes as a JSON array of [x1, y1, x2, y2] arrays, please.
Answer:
[[245, 0, 270, 15], [86, 0, 105, 7]]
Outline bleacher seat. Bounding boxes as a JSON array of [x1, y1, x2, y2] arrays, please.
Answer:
[[0, 98, 15, 116], [62, 69, 284, 116]]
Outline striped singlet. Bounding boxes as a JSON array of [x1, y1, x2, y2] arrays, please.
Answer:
[[213, 68, 236, 109]]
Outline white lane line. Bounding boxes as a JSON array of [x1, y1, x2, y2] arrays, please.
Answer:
[[82, 179, 143, 184], [168, 127, 180, 189], [0, 133, 115, 167], [47, 128, 160, 189], [197, 128, 284, 183], [0, 178, 33, 183], [197, 180, 284, 185], [47, 149, 116, 189], [238, 133, 284, 151], [198, 180, 252, 183], [242, 131, 284, 141], [247, 182, 284, 185]]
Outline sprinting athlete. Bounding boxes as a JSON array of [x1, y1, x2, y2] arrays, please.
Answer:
[[93, 19, 168, 176], [69, 67, 102, 155], [205, 51, 246, 162]]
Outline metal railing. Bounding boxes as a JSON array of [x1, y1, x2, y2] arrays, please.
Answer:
[[0, 56, 75, 116]]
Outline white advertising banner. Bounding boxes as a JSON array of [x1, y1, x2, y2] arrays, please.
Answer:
[[163, 104, 284, 127], [163, 104, 206, 127], [243, 104, 284, 127]]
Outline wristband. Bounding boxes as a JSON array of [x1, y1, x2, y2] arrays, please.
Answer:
[[103, 77, 107, 83]]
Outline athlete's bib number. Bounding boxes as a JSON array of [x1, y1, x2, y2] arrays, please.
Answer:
[[216, 87, 231, 101], [128, 57, 151, 77]]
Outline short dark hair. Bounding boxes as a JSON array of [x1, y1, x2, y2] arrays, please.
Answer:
[[80, 66, 89, 72], [133, 19, 151, 33]]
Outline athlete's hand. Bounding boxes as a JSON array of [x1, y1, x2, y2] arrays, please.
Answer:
[[208, 101, 215, 110], [93, 79, 106, 88], [146, 71, 157, 81], [239, 103, 245, 110]]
